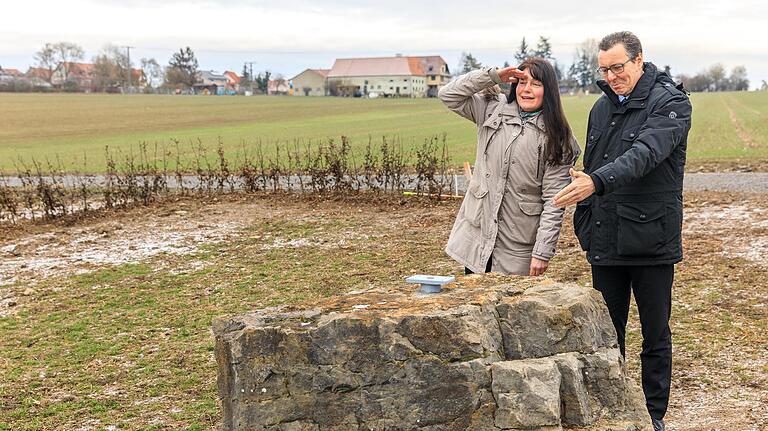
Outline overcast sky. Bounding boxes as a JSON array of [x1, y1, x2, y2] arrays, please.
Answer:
[[2, 0, 766, 89]]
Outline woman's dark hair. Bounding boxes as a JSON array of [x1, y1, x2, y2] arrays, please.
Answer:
[[509, 57, 574, 166]]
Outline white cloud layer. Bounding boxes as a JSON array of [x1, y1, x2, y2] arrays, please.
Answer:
[[1, 0, 766, 87]]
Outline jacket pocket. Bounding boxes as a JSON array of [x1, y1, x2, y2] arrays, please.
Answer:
[[515, 201, 544, 244], [464, 178, 488, 228], [584, 127, 603, 166], [620, 126, 641, 151], [573, 200, 592, 251], [616, 201, 667, 257]]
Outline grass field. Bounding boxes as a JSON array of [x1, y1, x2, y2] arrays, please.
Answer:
[[0, 91, 767, 172]]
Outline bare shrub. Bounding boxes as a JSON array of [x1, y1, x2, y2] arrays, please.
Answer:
[[1, 134, 455, 226]]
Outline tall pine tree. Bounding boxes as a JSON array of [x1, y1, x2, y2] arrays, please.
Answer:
[[458, 52, 482, 74], [514, 38, 530, 63], [532, 36, 553, 60], [166, 47, 199, 88]]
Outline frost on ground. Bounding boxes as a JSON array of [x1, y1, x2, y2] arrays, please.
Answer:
[[684, 202, 768, 268], [0, 204, 248, 290]]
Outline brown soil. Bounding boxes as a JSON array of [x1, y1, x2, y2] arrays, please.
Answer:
[[1, 191, 767, 430]]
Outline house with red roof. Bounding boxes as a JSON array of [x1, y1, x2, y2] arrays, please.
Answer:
[[223, 71, 241, 93], [51, 62, 96, 90], [25, 67, 53, 83], [0, 68, 23, 78], [50, 62, 146, 92], [325, 55, 450, 98]]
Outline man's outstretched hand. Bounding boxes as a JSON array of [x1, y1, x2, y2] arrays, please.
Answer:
[[554, 168, 596, 207]]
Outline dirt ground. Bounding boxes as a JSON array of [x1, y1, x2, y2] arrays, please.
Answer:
[[1, 191, 767, 430]]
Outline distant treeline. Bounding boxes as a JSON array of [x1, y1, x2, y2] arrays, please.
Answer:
[[675, 63, 752, 92]]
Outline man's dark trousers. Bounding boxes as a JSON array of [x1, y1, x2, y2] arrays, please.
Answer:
[[592, 264, 673, 420]]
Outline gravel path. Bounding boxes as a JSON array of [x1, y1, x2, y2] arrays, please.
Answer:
[[3, 172, 767, 193], [683, 173, 768, 193]]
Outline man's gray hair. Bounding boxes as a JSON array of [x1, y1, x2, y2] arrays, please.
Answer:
[[599, 31, 643, 60]]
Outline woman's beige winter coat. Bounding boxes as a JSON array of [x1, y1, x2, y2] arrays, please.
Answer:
[[439, 68, 580, 275]]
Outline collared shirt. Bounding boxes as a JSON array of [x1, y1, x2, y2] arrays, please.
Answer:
[[618, 95, 628, 104]]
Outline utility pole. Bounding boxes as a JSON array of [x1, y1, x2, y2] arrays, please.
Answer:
[[244, 61, 257, 93], [121, 45, 135, 93]]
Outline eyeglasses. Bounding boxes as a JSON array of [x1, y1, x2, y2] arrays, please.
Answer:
[[596, 58, 634, 76]]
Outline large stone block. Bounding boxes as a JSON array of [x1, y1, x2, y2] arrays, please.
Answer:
[[213, 279, 652, 430], [491, 359, 562, 429], [496, 284, 618, 360]]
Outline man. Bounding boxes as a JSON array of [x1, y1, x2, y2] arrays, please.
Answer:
[[554, 31, 692, 431]]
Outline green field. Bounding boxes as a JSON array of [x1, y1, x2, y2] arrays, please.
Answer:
[[1, 91, 766, 172]]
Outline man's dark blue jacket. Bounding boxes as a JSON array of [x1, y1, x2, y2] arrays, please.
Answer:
[[574, 62, 693, 265]]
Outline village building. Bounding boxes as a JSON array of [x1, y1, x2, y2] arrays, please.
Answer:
[[420, 56, 452, 97], [325, 55, 450, 98], [0, 68, 23, 80], [25, 67, 53, 83], [194, 70, 229, 95], [48, 63, 146, 92], [223, 71, 241, 94], [51, 62, 96, 90], [289, 68, 329, 96], [267, 78, 290, 95]]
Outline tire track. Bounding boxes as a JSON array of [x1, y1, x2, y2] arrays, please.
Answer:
[[727, 94, 764, 117], [722, 96, 760, 149]]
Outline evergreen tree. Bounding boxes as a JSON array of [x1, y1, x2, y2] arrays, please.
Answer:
[[254, 71, 271, 93], [514, 38, 530, 63], [166, 47, 199, 88], [458, 52, 482, 74], [532, 36, 553, 60]]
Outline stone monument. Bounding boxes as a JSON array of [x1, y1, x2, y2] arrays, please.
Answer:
[[213, 276, 652, 430]]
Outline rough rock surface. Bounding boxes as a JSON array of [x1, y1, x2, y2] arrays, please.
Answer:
[[212, 277, 652, 430]]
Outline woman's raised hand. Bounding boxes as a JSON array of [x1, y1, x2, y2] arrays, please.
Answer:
[[497, 67, 526, 84]]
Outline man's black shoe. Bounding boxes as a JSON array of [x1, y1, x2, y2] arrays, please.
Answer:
[[652, 418, 665, 431]]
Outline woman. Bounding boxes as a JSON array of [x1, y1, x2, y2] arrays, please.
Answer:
[[439, 58, 580, 276]]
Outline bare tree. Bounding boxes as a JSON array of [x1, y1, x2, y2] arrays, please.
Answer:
[[728, 65, 749, 91], [140, 58, 162, 88], [34, 43, 57, 84], [91, 44, 132, 92], [54, 42, 85, 82], [708, 63, 726, 92]]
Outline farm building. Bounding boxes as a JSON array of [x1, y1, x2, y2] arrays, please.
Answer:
[[289, 68, 329, 96], [326, 55, 451, 98]]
